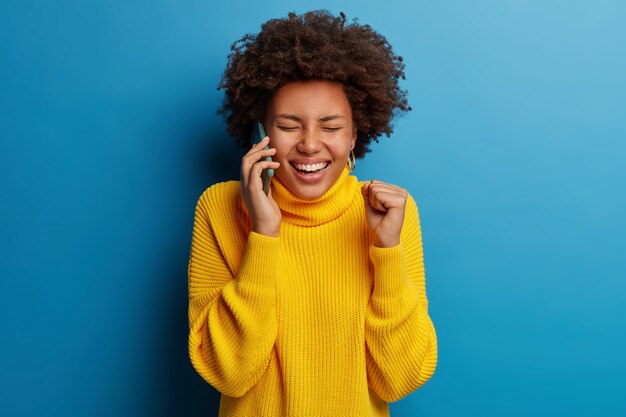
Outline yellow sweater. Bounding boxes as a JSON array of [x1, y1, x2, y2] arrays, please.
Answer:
[[188, 168, 437, 416]]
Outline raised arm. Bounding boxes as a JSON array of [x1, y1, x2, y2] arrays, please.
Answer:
[[188, 135, 283, 397], [363, 191, 438, 402]]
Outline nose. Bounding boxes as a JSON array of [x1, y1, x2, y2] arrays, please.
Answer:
[[296, 129, 323, 154]]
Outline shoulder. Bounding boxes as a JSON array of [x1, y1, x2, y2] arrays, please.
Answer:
[[194, 180, 241, 218], [200, 180, 240, 201]]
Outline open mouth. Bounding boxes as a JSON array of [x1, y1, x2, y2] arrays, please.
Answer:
[[290, 161, 330, 175]]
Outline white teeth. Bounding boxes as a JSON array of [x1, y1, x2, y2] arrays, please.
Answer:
[[294, 162, 328, 172]]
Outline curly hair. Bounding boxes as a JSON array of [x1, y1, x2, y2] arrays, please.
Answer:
[[217, 10, 411, 158]]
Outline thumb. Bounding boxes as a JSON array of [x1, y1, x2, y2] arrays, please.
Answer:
[[361, 183, 376, 216], [361, 182, 370, 198]]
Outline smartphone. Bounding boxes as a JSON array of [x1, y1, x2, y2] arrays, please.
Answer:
[[250, 121, 274, 195]]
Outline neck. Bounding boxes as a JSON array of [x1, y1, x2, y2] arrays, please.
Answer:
[[271, 168, 359, 227]]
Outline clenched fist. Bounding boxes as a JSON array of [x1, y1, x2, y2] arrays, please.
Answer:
[[361, 180, 408, 248]]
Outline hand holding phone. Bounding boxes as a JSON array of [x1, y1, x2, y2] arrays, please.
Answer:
[[242, 121, 281, 237], [250, 121, 274, 195]]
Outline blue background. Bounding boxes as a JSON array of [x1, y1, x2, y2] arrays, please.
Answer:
[[1, 1, 625, 416]]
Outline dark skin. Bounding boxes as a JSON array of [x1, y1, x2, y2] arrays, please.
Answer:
[[240, 80, 408, 247]]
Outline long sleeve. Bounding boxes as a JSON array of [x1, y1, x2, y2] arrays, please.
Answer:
[[364, 194, 438, 402], [187, 188, 280, 398]]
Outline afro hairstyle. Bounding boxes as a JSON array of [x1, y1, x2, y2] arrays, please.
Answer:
[[217, 10, 411, 158]]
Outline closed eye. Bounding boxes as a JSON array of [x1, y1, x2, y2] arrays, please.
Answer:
[[278, 126, 301, 131], [322, 127, 342, 132]]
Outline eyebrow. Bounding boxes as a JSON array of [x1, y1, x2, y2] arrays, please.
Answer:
[[275, 113, 346, 122]]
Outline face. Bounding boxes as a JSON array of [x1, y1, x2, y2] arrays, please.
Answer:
[[264, 79, 357, 200]]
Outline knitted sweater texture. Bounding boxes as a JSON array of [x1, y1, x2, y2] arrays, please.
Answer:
[[188, 168, 437, 416]]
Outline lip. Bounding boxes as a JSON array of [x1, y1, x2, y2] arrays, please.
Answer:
[[289, 158, 330, 165], [289, 161, 331, 184]]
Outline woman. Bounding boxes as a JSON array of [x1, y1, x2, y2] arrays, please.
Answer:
[[188, 10, 437, 416]]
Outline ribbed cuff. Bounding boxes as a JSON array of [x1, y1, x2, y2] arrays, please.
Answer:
[[236, 231, 281, 292], [369, 243, 413, 300]]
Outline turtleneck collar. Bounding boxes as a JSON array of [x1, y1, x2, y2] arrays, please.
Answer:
[[271, 167, 359, 227]]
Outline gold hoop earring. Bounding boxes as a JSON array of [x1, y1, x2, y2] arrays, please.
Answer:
[[347, 149, 356, 171]]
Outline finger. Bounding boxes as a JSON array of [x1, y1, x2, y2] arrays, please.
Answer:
[[243, 137, 271, 170], [361, 183, 377, 209], [361, 186, 378, 218], [366, 182, 385, 212], [363, 182, 405, 211], [241, 146, 276, 182], [250, 136, 270, 150], [369, 188, 387, 212], [243, 145, 276, 165], [368, 183, 408, 204], [253, 160, 280, 172], [369, 190, 406, 212], [247, 161, 280, 190], [244, 147, 277, 165], [368, 180, 406, 194]]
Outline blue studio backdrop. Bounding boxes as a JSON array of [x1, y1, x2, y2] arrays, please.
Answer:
[[1, 1, 625, 416]]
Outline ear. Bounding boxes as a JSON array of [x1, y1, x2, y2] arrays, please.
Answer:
[[351, 126, 357, 149]]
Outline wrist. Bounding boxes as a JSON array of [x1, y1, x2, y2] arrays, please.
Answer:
[[373, 239, 400, 248], [252, 223, 280, 238]]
